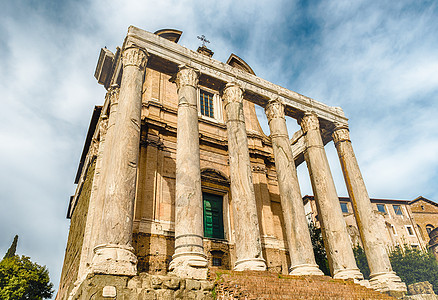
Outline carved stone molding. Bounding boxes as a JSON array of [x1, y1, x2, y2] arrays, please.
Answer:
[[222, 82, 244, 105], [252, 165, 267, 174], [300, 111, 320, 133], [265, 97, 285, 121], [332, 124, 351, 144], [141, 136, 164, 149], [175, 65, 199, 90], [122, 46, 148, 70]]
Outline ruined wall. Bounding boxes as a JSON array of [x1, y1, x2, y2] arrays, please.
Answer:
[[57, 160, 96, 299]]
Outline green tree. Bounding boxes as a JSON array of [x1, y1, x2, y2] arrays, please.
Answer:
[[353, 244, 370, 279], [4, 235, 18, 259], [389, 245, 438, 293], [0, 236, 53, 299], [308, 221, 330, 276]]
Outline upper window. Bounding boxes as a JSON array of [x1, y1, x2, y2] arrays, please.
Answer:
[[340, 202, 349, 213], [426, 224, 435, 235], [406, 225, 414, 236], [377, 204, 386, 214], [393, 205, 403, 216], [200, 90, 214, 118]]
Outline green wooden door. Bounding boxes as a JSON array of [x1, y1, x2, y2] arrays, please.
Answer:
[[203, 193, 224, 239]]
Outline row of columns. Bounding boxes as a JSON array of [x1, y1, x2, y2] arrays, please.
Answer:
[[87, 46, 405, 293]]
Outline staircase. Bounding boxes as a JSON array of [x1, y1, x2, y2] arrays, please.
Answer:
[[211, 269, 397, 299]]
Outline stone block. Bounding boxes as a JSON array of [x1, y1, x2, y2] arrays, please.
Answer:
[[140, 289, 157, 300], [200, 281, 215, 291], [150, 275, 163, 289], [162, 276, 180, 290], [102, 285, 116, 298], [186, 279, 201, 290], [408, 282, 436, 295], [155, 289, 174, 300]]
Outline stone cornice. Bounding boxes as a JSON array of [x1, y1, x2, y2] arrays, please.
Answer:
[[124, 26, 348, 127]]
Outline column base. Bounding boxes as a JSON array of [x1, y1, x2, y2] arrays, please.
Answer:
[[169, 252, 208, 280], [234, 258, 267, 271], [91, 244, 137, 276], [369, 271, 407, 295], [333, 268, 364, 281], [289, 263, 324, 276]]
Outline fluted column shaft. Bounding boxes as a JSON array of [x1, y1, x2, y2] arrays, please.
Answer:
[[300, 112, 363, 280], [92, 46, 147, 275], [333, 125, 406, 292], [169, 65, 208, 279], [265, 99, 323, 276], [223, 83, 267, 271]]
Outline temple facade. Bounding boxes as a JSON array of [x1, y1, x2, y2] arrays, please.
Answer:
[[56, 27, 407, 299]]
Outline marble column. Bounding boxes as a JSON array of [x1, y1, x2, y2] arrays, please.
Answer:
[[265, 98, 323, 276], [300, 111, 363, 280], [332, 124, 406, 292], [91, 46, 147, 275], [168, 65, 208, 279], [223, 82, 267, 271]]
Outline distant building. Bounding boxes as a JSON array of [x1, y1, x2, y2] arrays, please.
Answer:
[[304, 195, 438, 250]]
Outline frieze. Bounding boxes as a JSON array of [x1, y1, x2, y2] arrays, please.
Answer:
[[125, 26, 348, 126]]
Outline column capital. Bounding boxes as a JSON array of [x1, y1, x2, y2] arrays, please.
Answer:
[[265, 97, 285, 122], [98, 116, 108, 138], [299, 111, 319, 133], [122, 46, 148, 70], [222, 82, 244, 105], [332, 123, 351, 144], [107, 84, 120, 105], [175, 65, 199, 90]]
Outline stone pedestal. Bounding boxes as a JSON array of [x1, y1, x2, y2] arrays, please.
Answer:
[[91, 46, 148, 276], [223, 83, 267, 271], [265, 99, 323, 276], [332, 124, 406, 293], [169, 65, 208, 279], [300, 112, 363, 281]]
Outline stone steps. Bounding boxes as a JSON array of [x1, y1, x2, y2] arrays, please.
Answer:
[[210, 269, 397, 299]]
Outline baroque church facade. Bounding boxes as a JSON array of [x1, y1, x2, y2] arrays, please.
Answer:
[[56, 27, 408, 299]]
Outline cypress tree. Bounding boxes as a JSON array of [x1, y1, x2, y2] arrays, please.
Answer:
[[4, 235, 18, 259]]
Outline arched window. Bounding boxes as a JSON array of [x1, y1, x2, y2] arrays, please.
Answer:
[[426, 224, 435, 235]]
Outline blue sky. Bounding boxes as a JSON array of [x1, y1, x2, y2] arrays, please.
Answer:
[[1, 0, 437, 297]]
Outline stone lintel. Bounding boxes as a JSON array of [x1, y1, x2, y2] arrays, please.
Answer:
[[124, 26, 348, 127]]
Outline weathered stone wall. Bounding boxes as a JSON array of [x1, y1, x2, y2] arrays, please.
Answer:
[[57, 160, 96, 299], [73, 273, 214, 300]]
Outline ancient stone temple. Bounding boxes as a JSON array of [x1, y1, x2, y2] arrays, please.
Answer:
[[56, 26, 407, 299]]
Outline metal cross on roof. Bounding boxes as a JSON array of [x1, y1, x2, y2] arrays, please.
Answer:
[[197, 35, 210, 47]]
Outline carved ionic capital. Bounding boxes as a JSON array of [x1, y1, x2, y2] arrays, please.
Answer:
[[222, 82, 244, 105], [175, 65, 199, 90], [122, 47, 148, 70], [300, 111, 320, 133], [332, 124, 351, 144], [265, 97, 285, 122]]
